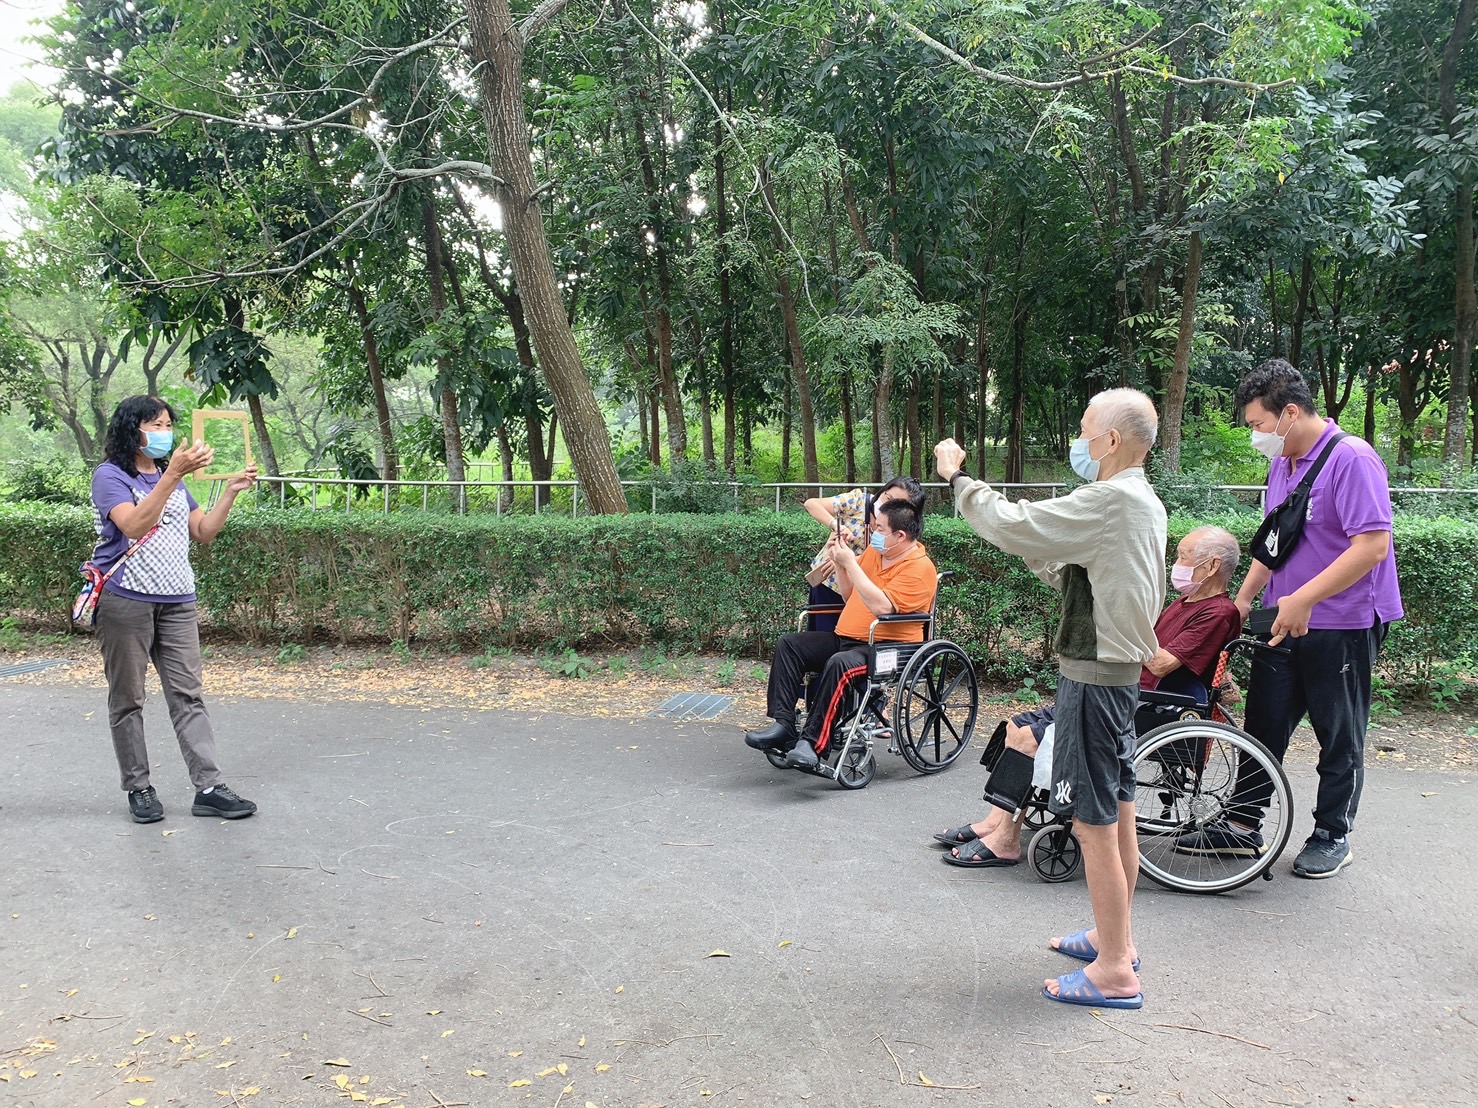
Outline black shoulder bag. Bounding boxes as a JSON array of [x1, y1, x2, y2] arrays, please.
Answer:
[[1249, 432, 1349, 570]]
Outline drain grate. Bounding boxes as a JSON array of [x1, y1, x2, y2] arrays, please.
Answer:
[[0, 658, 70, 679], [649, 692, 733, 721]]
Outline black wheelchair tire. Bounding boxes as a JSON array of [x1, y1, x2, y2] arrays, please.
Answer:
[[1029, 824, 1081, 883], [893, 639, 978, 774], [1133, 719, 1294, 894]]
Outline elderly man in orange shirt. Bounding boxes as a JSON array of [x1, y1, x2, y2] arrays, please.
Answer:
[[746, 499, 938, 769]]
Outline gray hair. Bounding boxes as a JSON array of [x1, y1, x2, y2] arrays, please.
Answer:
[[1089, 388, 1159, 451], [1185, 525, 1240, 583]]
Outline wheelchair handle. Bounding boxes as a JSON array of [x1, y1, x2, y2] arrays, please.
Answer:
[[1224, 636, 1291, 659]]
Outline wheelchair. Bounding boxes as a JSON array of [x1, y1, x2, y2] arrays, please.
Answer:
[[763, 572, 979, 789], [978, 638, 1294, 894]]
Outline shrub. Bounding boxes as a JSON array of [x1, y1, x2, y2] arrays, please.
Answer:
[[0, 502, 1472, 692]]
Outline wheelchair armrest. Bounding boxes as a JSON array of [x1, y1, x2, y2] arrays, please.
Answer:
[[1138, 689, 1201, 708], [867, 612, 932, 646], [797, 604, 845, 633]]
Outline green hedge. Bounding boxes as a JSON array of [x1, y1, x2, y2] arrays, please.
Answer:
[[1, 503, 1473, 689]]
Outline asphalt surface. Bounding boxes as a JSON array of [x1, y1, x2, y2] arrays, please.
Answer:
[[2, 680, 1475, 1108]]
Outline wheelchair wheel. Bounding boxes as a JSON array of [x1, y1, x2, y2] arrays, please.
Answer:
[[1133, 720, 1293, 894], [1029, 823, 1081, 883], [893, 640, 978, 773], [833, 743, 876, 790], [764, 748, 789, 769]]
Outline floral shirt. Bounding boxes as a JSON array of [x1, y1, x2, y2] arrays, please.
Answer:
[[807, 487, 870, 591]]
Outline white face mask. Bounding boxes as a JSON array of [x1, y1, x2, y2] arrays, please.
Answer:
[[1249, 409, 1292, 460]]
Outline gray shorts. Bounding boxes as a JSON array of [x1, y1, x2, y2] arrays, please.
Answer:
[[1047, 676, 1137, 826]]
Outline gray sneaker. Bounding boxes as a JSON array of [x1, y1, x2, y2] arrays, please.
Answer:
[[1292, 833, 1352, 879]]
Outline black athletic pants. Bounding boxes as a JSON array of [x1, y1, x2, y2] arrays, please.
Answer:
[[765, 631, 870, 753], [1230, 620, 1388, 837]]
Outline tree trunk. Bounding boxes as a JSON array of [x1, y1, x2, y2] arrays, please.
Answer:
[[1159, 229, 1204, 472], [975, 284, 990, 467], [1005, 304, 1027, 485], [780, 369, 792, 480], [648, 386, 662, 468], [693, 318, 715, 466], [1364, 366, 1378, 445], [840, 371, 856, 484], [906, 379, 922, 478], [495, 424, 515, 512], [465, 0, 627, 513], [1395, 356, 1425, 473], [420, 194, 467, 509], [875, 345, 896, 481], [344, 272, 398, 481], [245, 393, 280, 477], [760, 163, 820, 486], [1442, 0, 1478, 473], [715, 122, 736, 476], [1289, 252, 1314, 370]]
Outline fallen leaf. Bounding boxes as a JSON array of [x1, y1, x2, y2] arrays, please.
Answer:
[[426, 1010, 442, 1016], [124, 1074, 155, 1082], [162, 829, 178, 837], [440, 1029, 454, 1038], [335, 1074, 352, 1090], [1094, 1097, 1113, 1105], [614, 985, 624, 994], [705, 950, 730, 958], [128, 1100, 147, 1106], [577, 1036, 586, 1048], [594, 1063, 611, 1073], [778, 940, 792, 948], [18, 1071, 37, 1079], [507, 1050, 524, 1057], [132, 1032, 154, 1046], [322, 1058, 351, 1067], [272, 975, 281, 983], [286, 927, 298, 938], [215, 1061, 237, 1069], [918, 1072, 936, 1087], [65, 989, 79, 997], [467, 1070, 487, 1077], [1422, 791, 1436, 797], [350, 1095, 366, 1104], [537, 1067, 559, 1078], [509, 1079, 531, 1088], [358, 1076, 369, 1085], [700, 1091, 713, 1097], [370, 1099, 394, 1106], [242, 1088, 261, 1097]]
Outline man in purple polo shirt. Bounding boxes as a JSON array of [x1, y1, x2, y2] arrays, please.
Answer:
[[1179, 359, 1401, 878]]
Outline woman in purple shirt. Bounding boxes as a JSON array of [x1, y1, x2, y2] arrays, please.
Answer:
[[90, 395, 259, 824]]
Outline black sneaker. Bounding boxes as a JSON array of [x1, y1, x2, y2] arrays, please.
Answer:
[[127, 786, 164, 824], [1173, 820, 1265, 857], [192, 785, 257, 819], [1292, 832, 1352, 879]]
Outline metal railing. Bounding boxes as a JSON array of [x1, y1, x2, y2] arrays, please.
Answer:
[[226, 473, 1478, 516]]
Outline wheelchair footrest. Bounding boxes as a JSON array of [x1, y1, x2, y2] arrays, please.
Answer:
[[982, 746, 1035, 814]]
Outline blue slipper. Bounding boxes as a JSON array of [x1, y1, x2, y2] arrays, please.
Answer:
[[1042, 967, 1144, 1010], [1053, 928, 1140, 972]]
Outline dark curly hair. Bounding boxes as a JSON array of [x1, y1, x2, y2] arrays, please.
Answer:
[[103, 395, 177, 476], [1234, 358, 1317, 418]]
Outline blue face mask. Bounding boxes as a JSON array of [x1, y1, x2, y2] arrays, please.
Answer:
[[869, 530, 887, 552], [1069, 430, 1113, 482], [142, 430, 175, 459]]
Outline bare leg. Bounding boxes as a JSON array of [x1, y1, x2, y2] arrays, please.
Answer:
[[956, 722, 1040, 861], [1045, 816, 1139, 998]]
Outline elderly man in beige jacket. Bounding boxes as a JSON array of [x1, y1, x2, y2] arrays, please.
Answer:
[[935, 388, 1167, 1010]]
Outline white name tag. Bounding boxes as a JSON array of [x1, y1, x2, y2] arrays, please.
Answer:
[[875, 649, 898, 674]]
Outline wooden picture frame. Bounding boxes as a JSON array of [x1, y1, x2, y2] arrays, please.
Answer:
[[191, 409, 254, 481]]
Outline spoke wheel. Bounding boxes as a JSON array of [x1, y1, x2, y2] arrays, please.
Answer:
[[1133, 720, 1293, 894], [1029, 824, 1081, 883], [893, 641, 978, 773]]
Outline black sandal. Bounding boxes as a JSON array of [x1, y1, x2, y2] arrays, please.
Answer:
[[932, 824, 981, 847], [941, 839, 1019, 868]]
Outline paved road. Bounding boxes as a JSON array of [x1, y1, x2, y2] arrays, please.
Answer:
[[2, 682, 1475, 1108]]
